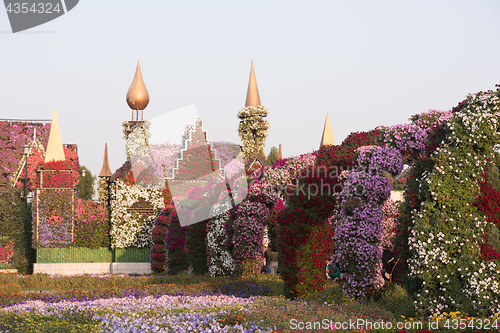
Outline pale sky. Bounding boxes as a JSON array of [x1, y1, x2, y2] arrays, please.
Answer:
[[1, 0, 500, 185]]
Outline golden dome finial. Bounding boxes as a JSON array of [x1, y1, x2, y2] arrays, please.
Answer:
[[126, 61, 150, 112], [245, 61, 261, 107]]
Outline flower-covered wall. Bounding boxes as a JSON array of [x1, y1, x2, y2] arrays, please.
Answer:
[[389, 90, 500, 317], [109, 179, 163, 249]]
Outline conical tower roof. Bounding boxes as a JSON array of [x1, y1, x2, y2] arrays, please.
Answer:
[[245, 61, 261, 107], [44, 108, 66, 163], [278, 144, 282, 160], [99, 143, 112, 177], [320, 112, 335, 148], [126, 61, 150, 110]]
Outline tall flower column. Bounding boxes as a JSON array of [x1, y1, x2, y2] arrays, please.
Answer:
[[237, 62, 270, 170], [333, 146, 403, 299]]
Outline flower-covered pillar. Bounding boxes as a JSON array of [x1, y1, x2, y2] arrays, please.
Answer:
[[238, 62, 270, 173], [277, 171, 337, 299], [333, 145, 403, 299], [206, 196, 235, 277], [231, 189, 278, 277]]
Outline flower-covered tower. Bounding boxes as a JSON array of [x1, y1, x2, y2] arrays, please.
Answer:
[[108, 62, 163, 251], [123, 61, 151, 161], [237, 62, 270, 174], [32, 109, 78, 249]]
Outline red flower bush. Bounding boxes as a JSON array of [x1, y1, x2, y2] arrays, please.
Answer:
[[474, 173, 500, 261]]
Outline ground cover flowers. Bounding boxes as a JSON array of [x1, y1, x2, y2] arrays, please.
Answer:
[[0, 293, 275, 332]]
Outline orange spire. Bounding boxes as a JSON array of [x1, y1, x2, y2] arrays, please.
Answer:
[[245, 61, 261, 107], [126, 61, 150, 110], [99, 143, 112, 177], [278, 144, 282, 160]]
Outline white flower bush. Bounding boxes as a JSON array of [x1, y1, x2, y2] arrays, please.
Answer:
[[206, 199, 235, 277], [398, 89, 500, 316], [110, 180, 163, 248]]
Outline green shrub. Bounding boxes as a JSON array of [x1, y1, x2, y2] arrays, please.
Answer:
[[166, 211, 188, 275], [0, 186, 34, 274], [375, 282, 415, 317], [185, 218, 208, 275]]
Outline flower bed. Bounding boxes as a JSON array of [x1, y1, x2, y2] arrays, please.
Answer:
[[1, 294, 274, 333]]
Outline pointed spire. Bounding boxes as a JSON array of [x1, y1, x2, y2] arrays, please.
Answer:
[[278, 144, 282, 160], [99, 143, 112, 177], [44, 108, 66, 163], [320, 112, 335, 148], [245, 61, 261, 107], [126, 61, 150, 111]]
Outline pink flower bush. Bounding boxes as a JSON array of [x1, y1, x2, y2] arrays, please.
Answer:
[[381, 198, 399, 249], [383, 109, 451, 163], [0, 239, 14, 264], [231, 200, 271, 277]]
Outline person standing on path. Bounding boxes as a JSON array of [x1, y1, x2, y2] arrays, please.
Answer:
[[267, 244, 279, 274]]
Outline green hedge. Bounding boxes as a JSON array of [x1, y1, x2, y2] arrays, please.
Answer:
[[36, 247, 150, 263]]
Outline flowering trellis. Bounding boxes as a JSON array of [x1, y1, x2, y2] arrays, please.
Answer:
[[333, 146, 403, 298]]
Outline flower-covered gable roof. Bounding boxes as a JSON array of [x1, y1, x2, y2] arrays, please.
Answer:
[[0, 120, 51, 185]]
